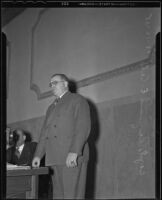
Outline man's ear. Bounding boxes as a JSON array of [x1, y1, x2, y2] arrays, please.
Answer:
[[23, 135, 26, 141], [64, 81, 68, 88]]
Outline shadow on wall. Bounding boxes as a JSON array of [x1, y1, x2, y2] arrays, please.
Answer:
[[69, 78, 100, 199], [24, 130, 32, 142], [85, 99, 100, 199], [68, 79, 77, 93]]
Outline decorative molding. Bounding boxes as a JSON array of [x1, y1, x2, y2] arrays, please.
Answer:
[[30, 8, 155, 100], [77, 47, 155, 88], [30, 8, 51, 100]]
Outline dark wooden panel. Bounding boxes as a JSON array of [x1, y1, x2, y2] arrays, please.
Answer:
[[7, 176, 31, 198], [7, 167, 49, 199]]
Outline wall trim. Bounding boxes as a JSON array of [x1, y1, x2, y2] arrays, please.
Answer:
[[30, 8, 52, 100], [77, 46, 155, 88]]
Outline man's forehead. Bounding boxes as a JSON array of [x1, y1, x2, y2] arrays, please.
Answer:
[[17, 130, 23, 135], [51, 75, 61, 81]]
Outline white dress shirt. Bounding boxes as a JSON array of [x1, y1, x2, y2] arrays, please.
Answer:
[[17, 143, 24, 155]]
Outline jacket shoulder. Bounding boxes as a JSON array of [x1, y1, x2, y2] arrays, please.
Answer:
[[70, 92, 88, 103]]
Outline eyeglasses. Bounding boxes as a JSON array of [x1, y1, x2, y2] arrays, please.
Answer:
[[49, 81, 64, 88]]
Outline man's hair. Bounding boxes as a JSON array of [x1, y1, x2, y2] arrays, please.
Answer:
[[51, 73, 69, 83]]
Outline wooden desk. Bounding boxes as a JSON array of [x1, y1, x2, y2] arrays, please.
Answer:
[[7, 167, 49, 199]]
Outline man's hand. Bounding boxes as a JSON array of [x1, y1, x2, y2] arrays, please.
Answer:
[[32, 157, 40, 168], [66, 153, 78, 168]]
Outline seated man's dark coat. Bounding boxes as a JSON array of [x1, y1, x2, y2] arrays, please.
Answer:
[[7, 142, 37, 166]]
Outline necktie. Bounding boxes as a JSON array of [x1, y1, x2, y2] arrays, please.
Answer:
[[15, 147, 21, 158]]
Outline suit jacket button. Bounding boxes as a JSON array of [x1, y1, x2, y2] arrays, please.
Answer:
[[54, 136, 57, 138], [54, 125, 56, 127]]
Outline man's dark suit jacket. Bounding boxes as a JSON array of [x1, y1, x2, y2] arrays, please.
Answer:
[[7, 142, 37, 166], [34, 91, 91, 166]]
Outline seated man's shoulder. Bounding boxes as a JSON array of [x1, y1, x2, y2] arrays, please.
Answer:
[[7, 145, 15, 152]]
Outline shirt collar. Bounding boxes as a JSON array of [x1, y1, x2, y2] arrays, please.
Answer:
[[59, 90, 68, 99], [17, 144, 24, 153]]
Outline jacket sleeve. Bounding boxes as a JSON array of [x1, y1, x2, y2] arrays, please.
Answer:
[[27, 142, 38, 165], [69, 97, 91, 156]]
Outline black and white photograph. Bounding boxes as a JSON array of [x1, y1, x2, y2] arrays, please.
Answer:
[[1, 1, 161, 199]]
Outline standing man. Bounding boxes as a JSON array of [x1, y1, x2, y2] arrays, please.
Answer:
[[32, 74, 91, 199]]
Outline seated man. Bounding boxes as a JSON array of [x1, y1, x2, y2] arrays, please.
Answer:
[[7, 128, 37, 166]]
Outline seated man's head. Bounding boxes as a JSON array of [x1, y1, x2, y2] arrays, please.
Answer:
[[13, 129, 26, 147]]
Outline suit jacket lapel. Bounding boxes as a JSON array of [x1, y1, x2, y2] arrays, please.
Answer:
[[19, 144, 26, 160]]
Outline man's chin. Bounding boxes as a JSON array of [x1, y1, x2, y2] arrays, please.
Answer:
[[52, 91, 56, 96], [53, 93, 57, 97], [52, 92, 58, 98]]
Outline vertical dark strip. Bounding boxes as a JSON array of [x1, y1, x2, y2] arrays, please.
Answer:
[[0, 32, 7, 199], [155, 31, 161, 200]]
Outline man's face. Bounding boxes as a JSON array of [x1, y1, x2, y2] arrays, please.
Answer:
[[50, 75, 67, 97], [16, 130, 26, 146]]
